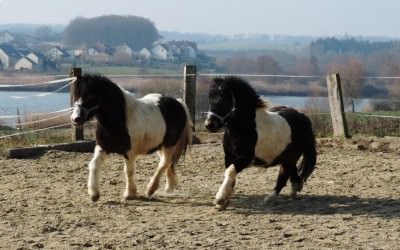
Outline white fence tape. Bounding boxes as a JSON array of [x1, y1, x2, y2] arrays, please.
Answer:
[[0, 77, 76, 88], [9, 80, 74, 99]]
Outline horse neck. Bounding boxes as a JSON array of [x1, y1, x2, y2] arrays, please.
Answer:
[[232, 93, 256, 116], [96, 88, 129, 131]]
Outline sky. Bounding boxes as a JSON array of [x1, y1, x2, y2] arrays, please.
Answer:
[[0, 0, 400, 37]]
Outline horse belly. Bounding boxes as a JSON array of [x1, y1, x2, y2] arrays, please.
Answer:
[[128, 108, 167, 155], [254, 110, 292, 165]]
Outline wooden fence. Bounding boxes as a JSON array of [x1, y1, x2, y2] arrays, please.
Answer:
[[70, 66, 351, 141]]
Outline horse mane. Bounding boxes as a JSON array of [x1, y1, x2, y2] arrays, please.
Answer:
[[79, 73, 131, 156], [213, 76, 268, 110]]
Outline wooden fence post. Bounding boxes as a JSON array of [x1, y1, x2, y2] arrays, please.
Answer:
[[70, 68, 84, 141], [326, 73, 350, 138], [183, 65, 197, 130]]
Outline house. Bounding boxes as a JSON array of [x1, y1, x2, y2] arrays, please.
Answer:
[[0, 44, 22, 69], [14, 51, 53, 72], [0, 32, 15, 44], [151, 44, 168, 61], [87, 48, 99, 56], [138, 48, 152, 61], [94, 42, 114, 55], [114, 44, 133, 57], [14, 57, 36, 71], [87, 52, 110, 65], [26, 52, 47, 65], [45, 46, 70, 61], [181, 45, 197, 59]]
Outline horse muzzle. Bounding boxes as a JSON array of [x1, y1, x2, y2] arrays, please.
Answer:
[[71, 110, 85, 127], [71, 102, 98, 127], [205, 117, 222, 132]]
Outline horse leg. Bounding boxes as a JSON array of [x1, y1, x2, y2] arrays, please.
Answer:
[[88, 145, 107, 202], [165, 163, 177, 193], [264, 164, 290, 204], [214, 164, 236, 210], [288, 164, 303, 198], [146, 150, 171, 197], [123, 153, 137, 201]]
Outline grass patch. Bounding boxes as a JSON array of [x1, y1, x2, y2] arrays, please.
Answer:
[[0, 128, 72, 152], [346, 111, 400, 137]]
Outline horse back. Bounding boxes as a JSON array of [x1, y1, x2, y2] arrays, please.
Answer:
[[269, 106, 314, 145], [126, 93, 189, 154], [254, 108, 292, 164]]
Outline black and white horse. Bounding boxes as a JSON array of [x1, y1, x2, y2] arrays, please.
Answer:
[[71, 74, 192, 202], [205, 76, 316, 209]]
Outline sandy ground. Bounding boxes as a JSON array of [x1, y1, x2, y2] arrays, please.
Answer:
[[0, 133, 399, 249]]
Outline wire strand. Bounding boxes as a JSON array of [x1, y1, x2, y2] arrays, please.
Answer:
[[0, 107, 72, 119], [6, 112, 70, 127], [349, 112, 400, 119], [0, 123, 71, 139]]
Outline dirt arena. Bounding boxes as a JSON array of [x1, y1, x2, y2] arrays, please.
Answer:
[[0, 133, 399, 249]]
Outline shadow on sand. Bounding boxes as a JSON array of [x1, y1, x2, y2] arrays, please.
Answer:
[[228, 194, 400, 218], [100, 192, 399, 219]]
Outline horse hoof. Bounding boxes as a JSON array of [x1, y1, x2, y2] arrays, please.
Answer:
[[214, 199, 229, 210], [123, 195, 136, 201], [146, 190, 156, 198], [90, 193, 100, 202], [263, 196, 276, 206], [164, 187, 175, 194], [291, 181, 304, 193], [122, 197, 135, 202]]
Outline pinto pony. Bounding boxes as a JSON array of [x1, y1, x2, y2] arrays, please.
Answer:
[[205, 76, 316, 209], [71, 74, 192, 201]]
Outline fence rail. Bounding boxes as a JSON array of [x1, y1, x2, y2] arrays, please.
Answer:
[[1, 66, 400, 145]]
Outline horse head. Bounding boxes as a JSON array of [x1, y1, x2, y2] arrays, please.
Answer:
[[204, 77, 236, 132], [71, 74, 100, 126]]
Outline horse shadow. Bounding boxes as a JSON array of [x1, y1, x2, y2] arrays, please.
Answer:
[[228, 194, 400, 219], [99, 192, 399, 219]]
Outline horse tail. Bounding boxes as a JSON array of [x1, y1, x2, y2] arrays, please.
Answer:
[[172, 99, 193, 164], [298, 123, 317, 183]]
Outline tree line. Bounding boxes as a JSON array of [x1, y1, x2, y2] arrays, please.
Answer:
[[310, 37, 400, 55], [63, 15, 159, 50]]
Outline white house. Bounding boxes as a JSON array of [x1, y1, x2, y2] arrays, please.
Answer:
[[115, 44, 133, 57], [138, 48, 152, 61], [26, 52, 45, 64], [14, 57, 35, 71], [45, 46, 69, 61], [87, 48, 99, 56], [151, 44, 168, 61], [0, 44, 22, 69]]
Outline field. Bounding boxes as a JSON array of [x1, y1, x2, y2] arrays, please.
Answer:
[[0, 133, 399, 249]]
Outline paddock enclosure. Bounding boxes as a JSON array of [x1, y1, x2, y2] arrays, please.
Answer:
[[0, 134, 399, 249]]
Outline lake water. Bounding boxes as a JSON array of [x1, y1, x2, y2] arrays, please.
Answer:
[[0, 91, 70, 115], [0, 91, 372, 125]]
